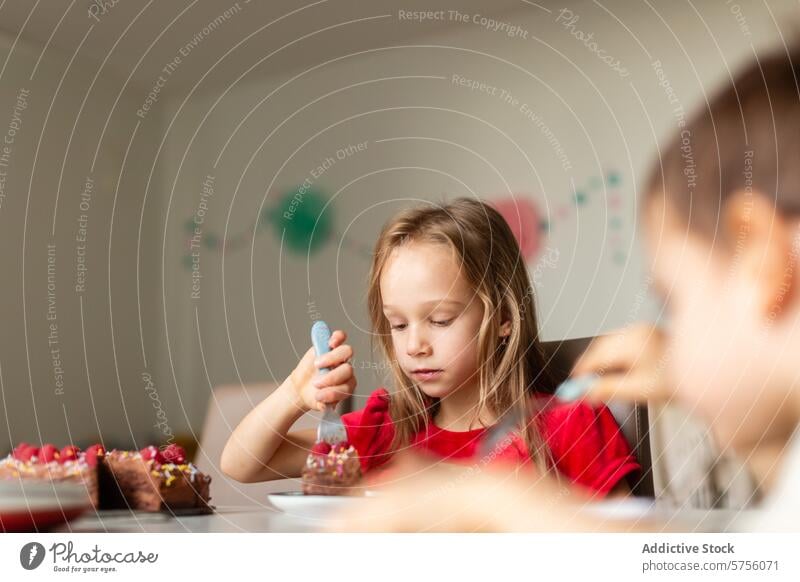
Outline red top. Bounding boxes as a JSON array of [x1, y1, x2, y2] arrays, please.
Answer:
[[341, 388, 640, 496]]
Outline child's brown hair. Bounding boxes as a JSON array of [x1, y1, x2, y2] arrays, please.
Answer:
[[646, 48, 800, 237], [367, 197, 557, 470]]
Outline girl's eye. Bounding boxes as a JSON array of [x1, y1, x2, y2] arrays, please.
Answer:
[[390, 323, 407, 331], [431, 319, 452, 327]]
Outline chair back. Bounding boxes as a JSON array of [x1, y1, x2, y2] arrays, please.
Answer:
[[540, 337, 654, 497], [195, 382, 320, 509]]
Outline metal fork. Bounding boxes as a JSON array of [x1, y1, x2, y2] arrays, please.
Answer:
[[311, 320, 348, 444], [478, 377, 594, 458], [478, 408, 521, 459]]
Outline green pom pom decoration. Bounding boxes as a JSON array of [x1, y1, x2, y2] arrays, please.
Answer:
[[203, 233, 219, 249], [267, 187, 332, 255]]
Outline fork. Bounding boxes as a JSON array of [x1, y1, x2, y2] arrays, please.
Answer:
[[311, 320, 348, 444], [477, 408, 521, 459], [478, 376, 599, 458]]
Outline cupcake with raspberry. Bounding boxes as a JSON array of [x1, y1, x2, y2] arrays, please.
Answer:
[[301, 441, 362, 495]]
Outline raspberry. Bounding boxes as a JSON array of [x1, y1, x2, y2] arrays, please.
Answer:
[[161, 444, 186, 464], [333, 441, 351, 454], [14, 444, 38, 462], [59, 445, 80, 463], [11, 442, 32, 460], [12, 442, 31, 454], [139, 445, 165, 464], [311, 441, 332, 456], [84, 444, 106, 467], [39, 444, 60, 463]]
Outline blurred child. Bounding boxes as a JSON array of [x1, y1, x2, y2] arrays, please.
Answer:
[[595, 45, 800, 530], [221, 198, 639, 497]]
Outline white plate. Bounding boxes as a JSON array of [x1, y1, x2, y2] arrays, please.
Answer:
[[0, 480, 92, 531], [582, 497, 657, 520], [267, 491, 376, 519]]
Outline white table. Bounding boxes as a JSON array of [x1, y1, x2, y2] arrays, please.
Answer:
[[53, 506, 318, 533], [52, 503, 757, 533]]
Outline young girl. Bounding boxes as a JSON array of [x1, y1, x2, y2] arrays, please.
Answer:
[[221, 198, 639, 497]]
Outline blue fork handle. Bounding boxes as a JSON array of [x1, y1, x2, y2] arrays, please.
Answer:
[[554, 374, 599, 402], [311, 321, 340, 430], [311, 320, 332, 374]]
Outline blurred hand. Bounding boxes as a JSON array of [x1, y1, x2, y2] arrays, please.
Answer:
[[571, 322, 672, 404], [327, 453, 593, 532], [288, 329, 356, 413]]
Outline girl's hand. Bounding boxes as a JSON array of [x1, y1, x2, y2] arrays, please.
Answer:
[[288, 329, 357, 412], [571, 322, 672, 404]]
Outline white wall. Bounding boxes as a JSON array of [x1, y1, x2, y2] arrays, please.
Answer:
[[0, 32, 164, 453], [155, 0, 799, 428], [2, 0, 797, 452]]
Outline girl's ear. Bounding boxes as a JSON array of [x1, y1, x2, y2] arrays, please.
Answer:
[[497, 300, 513, 338], [723, 190, 798, 320]]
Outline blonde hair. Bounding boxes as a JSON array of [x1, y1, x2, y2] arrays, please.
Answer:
[[367, 197, 557, 472]]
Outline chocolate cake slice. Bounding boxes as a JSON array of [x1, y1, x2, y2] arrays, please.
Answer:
[[301, 441, 362, 496], [1, 442, 211, 513], [102, 445, 212, 512], [0, 443, 104, 507]]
